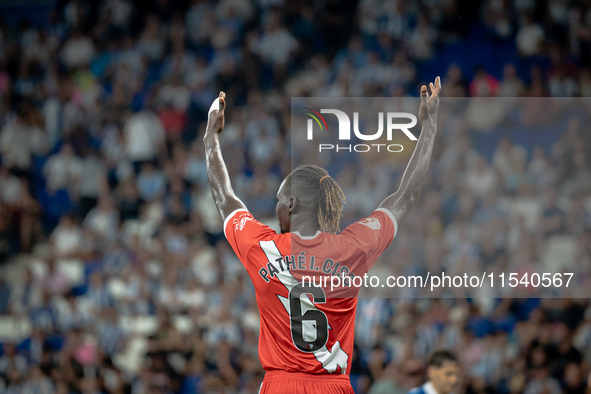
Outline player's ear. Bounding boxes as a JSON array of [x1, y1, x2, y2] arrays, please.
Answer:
[[289, 196, 296, 213]]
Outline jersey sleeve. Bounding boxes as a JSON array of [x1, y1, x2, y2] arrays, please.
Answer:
[[224, 209, 277, 267], [340, 207, 398, 271]]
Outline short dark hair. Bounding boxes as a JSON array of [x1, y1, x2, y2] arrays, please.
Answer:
[[428, 350, 458, 368]]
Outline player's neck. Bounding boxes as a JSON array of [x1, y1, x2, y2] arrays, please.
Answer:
[[289, 214, 321, 236]]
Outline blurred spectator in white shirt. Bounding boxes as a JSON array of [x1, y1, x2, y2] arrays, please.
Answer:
[[84, 194, 119, 244], [51, 215, 83, 258], [43, 144, 83, 194], [250, 11, 298, 66], [0, 168, 23, 207], [464, 155, 499, 199], [0, 110, 47, 173], [123, 109, 165, 165], [499, 63, 525, 97], [61, 28, 96, 68], [156, 76, 191, 112], [516, 12, 544, 56]]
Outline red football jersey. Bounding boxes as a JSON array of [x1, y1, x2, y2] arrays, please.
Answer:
[[224, 208, 397, 375]]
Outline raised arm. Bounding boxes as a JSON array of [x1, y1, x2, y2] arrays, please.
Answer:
[[379, 76, 441, 225], [204, 92, 247, 221]]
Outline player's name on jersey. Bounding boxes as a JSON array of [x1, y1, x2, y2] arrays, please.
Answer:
[[258, 251, 355, 284]]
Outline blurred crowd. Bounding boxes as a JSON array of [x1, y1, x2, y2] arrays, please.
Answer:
[[0, 0, 591, 393]]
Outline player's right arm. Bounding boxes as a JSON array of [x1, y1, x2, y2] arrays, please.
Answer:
[[203, 91, 247, 222], [378, 76, 441, 226]]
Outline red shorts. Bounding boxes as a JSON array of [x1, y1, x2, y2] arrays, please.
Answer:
[[258, 371, 355, 394]]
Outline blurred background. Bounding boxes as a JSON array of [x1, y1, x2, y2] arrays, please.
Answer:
[[0, 0, 591, 393]]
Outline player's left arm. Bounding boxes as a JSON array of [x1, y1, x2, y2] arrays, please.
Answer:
[[378, 76, 440, 226], [203, 92, 247, 221]]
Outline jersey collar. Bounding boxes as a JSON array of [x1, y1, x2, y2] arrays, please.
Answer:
[[424, 382, 439, 394], [292, 230, 322, 240]]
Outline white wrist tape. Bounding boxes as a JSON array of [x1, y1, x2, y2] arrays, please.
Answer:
[[208, 98, 220, 117]]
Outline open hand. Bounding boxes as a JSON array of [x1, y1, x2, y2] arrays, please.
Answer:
[[418, 76, 440, 124], [206, 91, 227, 134]]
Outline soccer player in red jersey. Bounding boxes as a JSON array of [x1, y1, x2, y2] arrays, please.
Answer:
[[204, 77, 440, 394]]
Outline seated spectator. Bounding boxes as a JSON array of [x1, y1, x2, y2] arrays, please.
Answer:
[[251, 11, 298, 67], [77, 150, 108, 219], [60, 27, 95, 68], [548, 64, 577, 97], [0, 103, 47, 175], [469, 65, 499, 97], [83, 272, 111, 313], [123, 108, 165, 171], [136, 14, 166, 62], [499, 63, 525, 97], [516, 12, 545, 57], [478, 227, 508, 269], [116, 180, 144, 222], [464, 155, 499, 200], [407, 13, 436, 60], [83, 194, 119, 244], [527, 146, 552, 189], [503, 153, 530, 194], [16, 181, 43, 253], [540, 189, 566, 237], [523, 366, 561, 394], [43, 144, 82, 195], [0, 343, 28, 378], [562, 362, 587, 394], [50, 215, 83, 258], [40, 258, 70, 296], [157, 101, 187, 142], [136, 163, 166, 202], [492, 138, 527, 187], [0, 167, 22, 207], [156, 75, 191, 113], [442, 63, 468, 97]]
